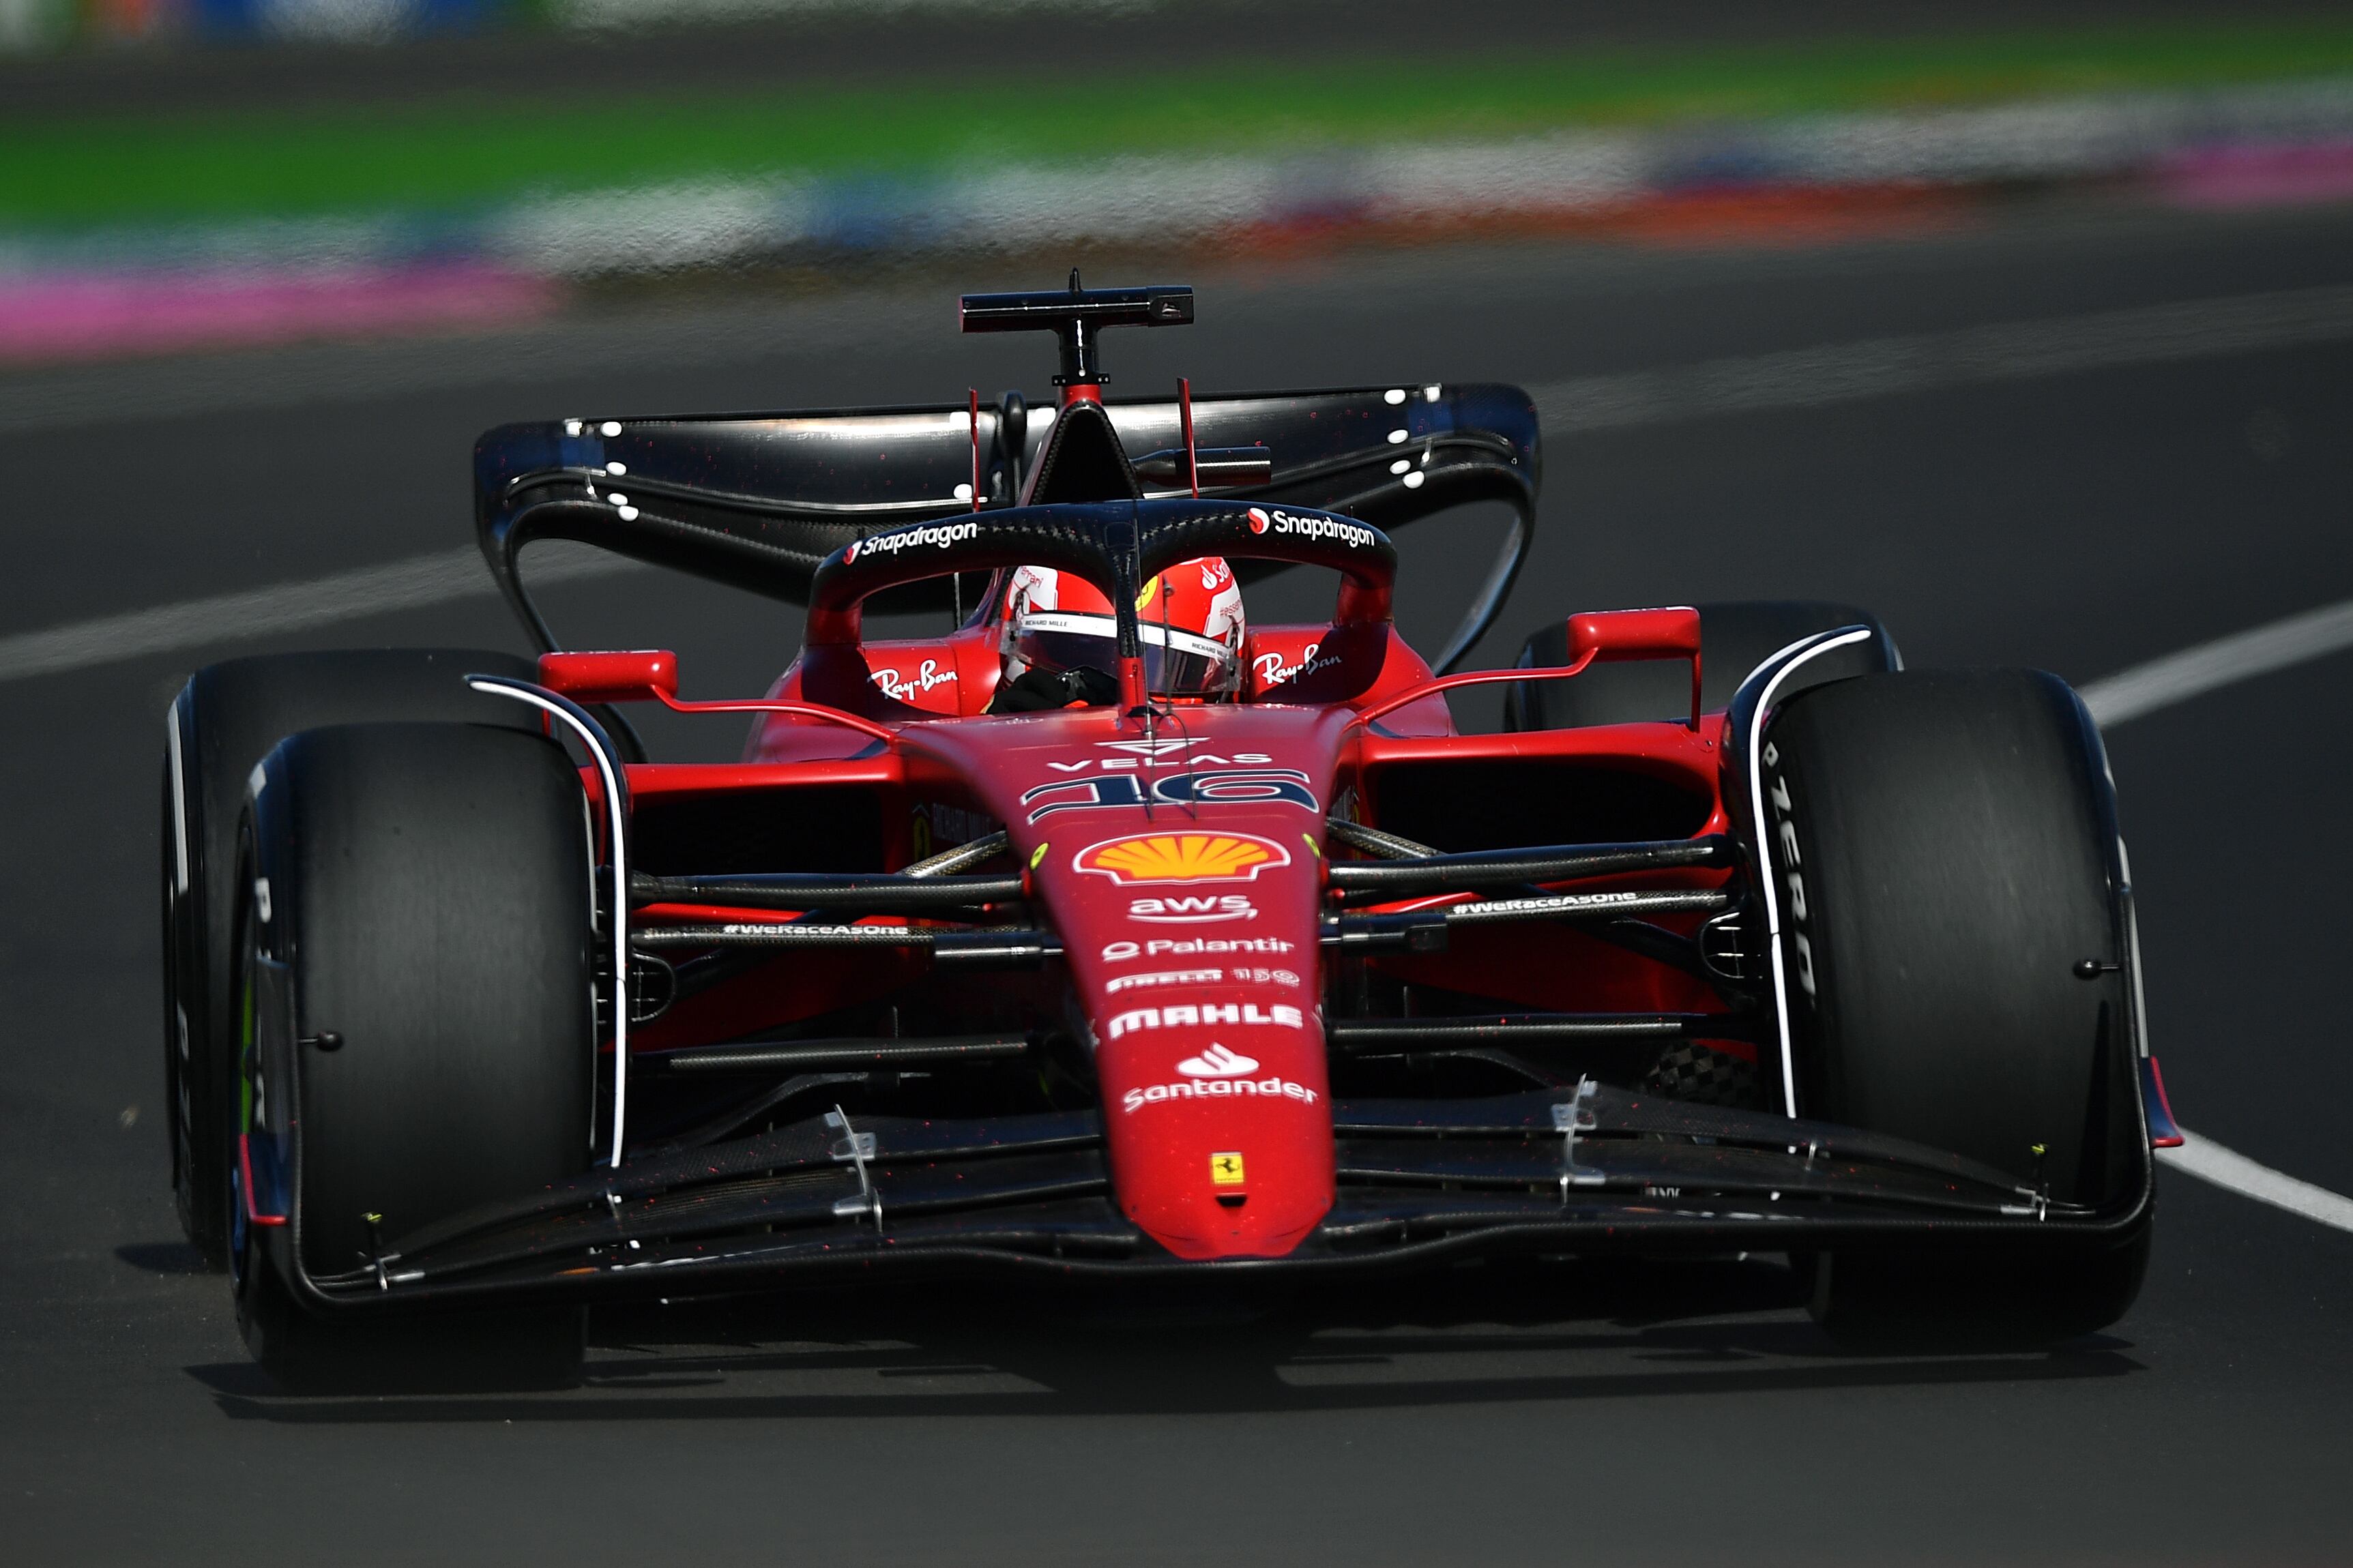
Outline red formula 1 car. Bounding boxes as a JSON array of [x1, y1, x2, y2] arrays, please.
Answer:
[[162, 280, 2172, 1386]]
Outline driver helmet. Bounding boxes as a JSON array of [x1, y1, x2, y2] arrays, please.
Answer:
[[1002, 557, 1245, 698]]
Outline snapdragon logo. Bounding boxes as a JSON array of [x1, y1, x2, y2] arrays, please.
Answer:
[[844, 520, 981, 563], [1242, 507, 1377, 550]]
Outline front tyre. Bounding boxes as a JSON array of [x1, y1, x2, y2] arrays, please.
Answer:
[[234, 721, 594, 1391], [164, 649, 534, 1267], [1761, 670, 2150, 1349]]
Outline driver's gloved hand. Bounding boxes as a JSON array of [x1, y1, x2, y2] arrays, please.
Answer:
[[988, 664, 1123, 713]]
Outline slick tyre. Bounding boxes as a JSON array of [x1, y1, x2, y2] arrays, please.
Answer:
[[1506, 600, 1897, 730], [162, 649, 534, 1268], [233, 722, 593, 1391], [1759, 670, 2149, 1350]]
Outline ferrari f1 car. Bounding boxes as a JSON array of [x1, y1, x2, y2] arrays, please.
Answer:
[[162, 280, 2174, 1386]]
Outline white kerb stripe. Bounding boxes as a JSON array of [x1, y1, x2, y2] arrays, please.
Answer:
[[2160, 1132, 2353, 1234]]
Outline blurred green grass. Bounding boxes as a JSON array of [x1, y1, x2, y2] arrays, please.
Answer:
[[8, 20, 2353, 227]]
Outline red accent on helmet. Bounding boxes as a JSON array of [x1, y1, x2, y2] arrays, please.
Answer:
[[1005, 557, 1246, 697]]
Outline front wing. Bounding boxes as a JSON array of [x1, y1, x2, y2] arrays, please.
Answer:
[[261, 1083, 2157, 1316]]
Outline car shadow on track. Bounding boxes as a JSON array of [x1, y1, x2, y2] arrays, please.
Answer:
[[184, 1255, 2147, 1423], [117, 1242, 214, 1275]]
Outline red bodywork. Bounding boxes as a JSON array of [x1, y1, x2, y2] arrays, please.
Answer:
[[556, 593, 1737, 1263]]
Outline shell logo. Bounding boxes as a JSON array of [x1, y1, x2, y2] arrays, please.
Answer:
[[1074, 831, 1292, 885], [1246, 507, 1271, 535]]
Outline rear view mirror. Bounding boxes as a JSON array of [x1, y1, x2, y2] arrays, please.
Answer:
[[1351, 606, 1705, 732], [1566, 608, 1701, 728], [537, 650, 679, 705], [1566, 607, 1701, 664]]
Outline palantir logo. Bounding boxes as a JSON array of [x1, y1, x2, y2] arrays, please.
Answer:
[[1178, 1043, 1260, 1078]]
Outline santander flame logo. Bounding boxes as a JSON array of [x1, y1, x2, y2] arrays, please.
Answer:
[[1178, 1044, 1261, 1078]]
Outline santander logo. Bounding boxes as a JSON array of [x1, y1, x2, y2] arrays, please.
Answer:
[[1178, 1043, 1260, 1078]]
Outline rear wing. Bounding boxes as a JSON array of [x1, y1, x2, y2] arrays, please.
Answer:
[[474, 382, 1540, 671]]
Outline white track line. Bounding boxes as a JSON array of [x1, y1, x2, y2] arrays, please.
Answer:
[[0, 546, 639, 684], [2086, 607, 2353, 1232], [1528, 282, 2353, 434], [5, 282, 2352, 684], [2077, 595, 2353, 726], [2159, 1133, 2353, 1234]]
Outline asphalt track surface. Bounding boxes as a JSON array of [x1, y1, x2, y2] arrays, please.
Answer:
[[5, 202, 2353, 1563]]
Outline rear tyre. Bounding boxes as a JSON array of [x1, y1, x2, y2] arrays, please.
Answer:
[[1505, 600, 1896, 730], [163, 649, 534, 1267], [233, 722, 593, 1391], [1761, 670, 2148, 1349]]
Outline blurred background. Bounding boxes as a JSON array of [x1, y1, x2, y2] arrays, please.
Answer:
[[6, 0, 2353, 363], [10, 11, 2353, 1552], [9, 0, 2353, 743]]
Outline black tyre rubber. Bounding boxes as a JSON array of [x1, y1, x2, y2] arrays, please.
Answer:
[[1504, 600, 1896, 730], [233, 721, 592, 1391], [162, 648, 534, 1267], [1761, 670, 2149, 1349]]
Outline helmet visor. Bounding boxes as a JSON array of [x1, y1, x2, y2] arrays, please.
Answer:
[[1014, 612, 1238, 696]]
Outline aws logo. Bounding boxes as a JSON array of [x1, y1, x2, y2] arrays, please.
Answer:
[[1074, 831, 1291, 885], [1128, 894, 1256, 924]]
